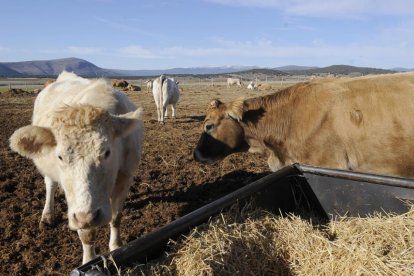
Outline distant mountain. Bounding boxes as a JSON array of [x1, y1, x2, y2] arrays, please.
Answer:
[[110, 65, 259, 77], [0, 58, 118, 77], [0, 63, 22, 77], [289, 65, 395, 75], [274, 65, 318, 73], [390, 67, 414, 72], [0, 58, 260, 77], [0, 58, 400, 77], [230, 68, 288, 79]]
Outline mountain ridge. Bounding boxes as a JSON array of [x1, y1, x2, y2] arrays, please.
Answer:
[[0, 57, 401, 77]]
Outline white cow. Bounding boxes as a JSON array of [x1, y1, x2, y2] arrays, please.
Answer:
[[146, 79, 153, 93], [9, 71, 144, 264], [247, 81, 256, 90], [227, 77, 243, 87], [152, 75, 180, 123]]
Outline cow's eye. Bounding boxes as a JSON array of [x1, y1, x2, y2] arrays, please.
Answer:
[[58, 155, 63, 161], [204, 123, 214, 132], [104, 150, 111, 159]]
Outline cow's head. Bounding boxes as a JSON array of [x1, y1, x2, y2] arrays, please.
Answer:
[[10, 105, 143, 230], [193, 99, 248, 164]]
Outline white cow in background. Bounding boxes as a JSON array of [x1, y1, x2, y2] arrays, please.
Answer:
[[227, 77, 243, 87], [146, 79, 153, 93], [152, 75, 180, 123], [247, 81, 256, 90], [9, 71, 144, 264]]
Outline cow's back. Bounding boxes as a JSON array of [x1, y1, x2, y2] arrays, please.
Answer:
[[162, 78, 180, 105], [33, 72, 134, 127], [332, 74, 414, 175], [277, 73, 414, 176]]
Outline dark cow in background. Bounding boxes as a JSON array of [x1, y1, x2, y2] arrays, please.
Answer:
[[194, 73, 414, 178], [124, 83, 141, 92], [112, 79, 129, 88]]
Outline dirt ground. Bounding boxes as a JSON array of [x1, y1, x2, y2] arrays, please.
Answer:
[[0, 83, 289, 275]]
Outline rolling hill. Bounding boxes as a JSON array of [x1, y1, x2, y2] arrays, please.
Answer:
[[0, 57, 399, 77], [0, 63, 23, 77], [0, 58, 115, 77], [289, 65, 395, 75]]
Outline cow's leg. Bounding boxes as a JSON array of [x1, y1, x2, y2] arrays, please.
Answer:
[[158, 105, 163, 122], [109, 173, 131, 251], [154, 102, 161, 122], [160, 104, 167, 123], [78, 228, 97, 264], [171, 104, 177, 119], [164, 104, 169, 118], [40, 176, 57, 226], [109, 213, 123, 251], [267, 153, 282, 172]]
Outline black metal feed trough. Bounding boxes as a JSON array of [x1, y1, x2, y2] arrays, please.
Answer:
[[71, 164, 414, 275]]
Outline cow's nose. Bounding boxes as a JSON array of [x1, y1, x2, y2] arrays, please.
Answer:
[[73, 209, 101, 228]]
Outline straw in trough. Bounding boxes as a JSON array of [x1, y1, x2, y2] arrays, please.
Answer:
[[129, 202, 414, 276]]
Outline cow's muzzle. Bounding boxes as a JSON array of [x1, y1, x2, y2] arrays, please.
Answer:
[[71, 209, 102, 229]]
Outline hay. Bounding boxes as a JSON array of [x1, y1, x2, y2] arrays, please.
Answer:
[[130, 203, 414, 276]]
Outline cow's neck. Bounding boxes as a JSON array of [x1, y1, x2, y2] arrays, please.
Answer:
[[241, 90, 297, 169]]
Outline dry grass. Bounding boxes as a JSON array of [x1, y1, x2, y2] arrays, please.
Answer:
[[129, 202, 414, 276]]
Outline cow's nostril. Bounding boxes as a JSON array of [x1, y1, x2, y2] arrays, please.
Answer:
[[73, 209, 101, 228]]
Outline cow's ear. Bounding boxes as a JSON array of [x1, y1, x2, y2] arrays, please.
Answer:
[[9, 125, 56, 159], [111, 108, 143, 138], [226, 98, 245, 121]]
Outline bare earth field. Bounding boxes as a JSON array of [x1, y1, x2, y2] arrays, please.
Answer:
[[0, 82, 293, 275]]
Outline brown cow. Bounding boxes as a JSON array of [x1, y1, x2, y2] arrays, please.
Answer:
[[124, 83, 141, 92], [112, 79, 129, 88], [44, 79, 55, 88], [256, 83, 272, 91], [194, 73, 414, 178]]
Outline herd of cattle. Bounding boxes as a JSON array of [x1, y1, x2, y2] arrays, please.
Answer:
[[9, 71, 414, 265]]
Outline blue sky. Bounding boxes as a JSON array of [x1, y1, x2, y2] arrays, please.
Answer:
[[1, 0, 413, 69]]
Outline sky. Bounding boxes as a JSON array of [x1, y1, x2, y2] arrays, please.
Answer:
[[0, 0, 413, 70]]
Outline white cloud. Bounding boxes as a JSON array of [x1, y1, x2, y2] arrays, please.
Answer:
[[2, 39, 412, 69], [206, 0, 414, 17], [122, 39, 410, 60], [110, 39, 413, 68]]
